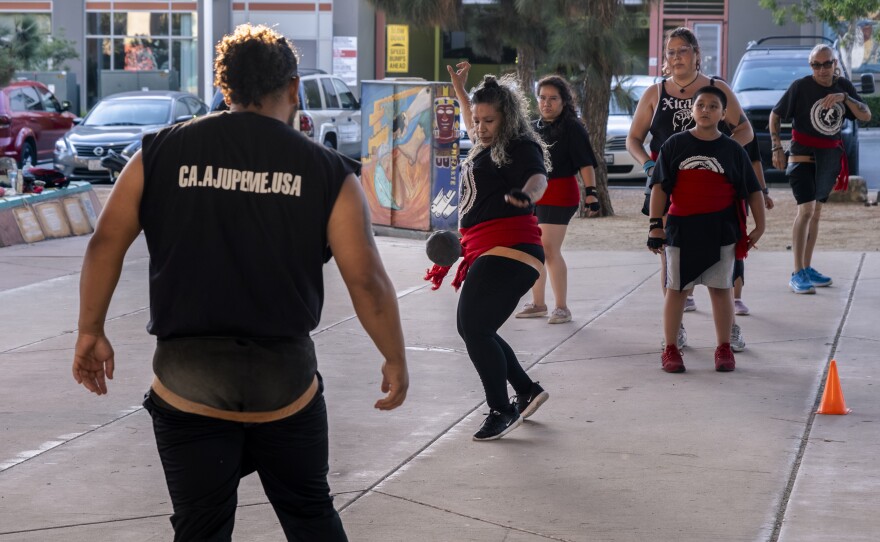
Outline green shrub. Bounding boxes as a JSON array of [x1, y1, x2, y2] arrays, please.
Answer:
[[859, 95, 880, 128]]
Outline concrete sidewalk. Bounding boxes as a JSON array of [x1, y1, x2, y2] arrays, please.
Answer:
[[0, 235, 877, 541]]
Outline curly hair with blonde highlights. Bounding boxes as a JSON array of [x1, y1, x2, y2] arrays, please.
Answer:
[[214, 24, 298, 108], [464, 74, 551, 172]]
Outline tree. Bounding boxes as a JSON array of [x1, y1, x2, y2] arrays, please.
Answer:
[[461, 0, 546, 102], [759, 0, 880, 71], [368, 0, 653, 217], [522, 0, 647, 217], [0, 15, 80, 86]]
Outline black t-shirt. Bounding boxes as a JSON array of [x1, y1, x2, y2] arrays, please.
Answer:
[[534, 116, 596, 177], [650, 131, 761, 246], [772, 75, 860, 156], [459, 138, 547, 228], [140, 111, 356, 340]]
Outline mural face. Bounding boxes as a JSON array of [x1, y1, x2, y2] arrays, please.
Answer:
[[433, 97, 457, 144], [360, 82, 461, 231]]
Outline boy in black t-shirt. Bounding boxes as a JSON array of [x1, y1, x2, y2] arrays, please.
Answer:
[[647, 86, 765, 374]]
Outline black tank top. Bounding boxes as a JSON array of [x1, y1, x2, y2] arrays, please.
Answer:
[[649, 77, 728, 154], [140, 111, 356, 340]]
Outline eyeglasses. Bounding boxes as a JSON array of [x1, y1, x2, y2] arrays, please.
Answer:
[[665, 46, 693, 58], [810, 60, 835, 70]]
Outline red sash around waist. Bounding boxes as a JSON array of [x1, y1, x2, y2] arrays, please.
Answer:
[[668, 169, 749, 260], [791, 129, 848, 191], [535, 175, 579, 206], [424, 214, 543, 291]]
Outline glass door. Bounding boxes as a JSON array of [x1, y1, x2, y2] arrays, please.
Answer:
[[693, 22, 723, 78]]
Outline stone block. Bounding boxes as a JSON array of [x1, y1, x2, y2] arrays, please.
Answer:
[[827, 175, 868, 203]]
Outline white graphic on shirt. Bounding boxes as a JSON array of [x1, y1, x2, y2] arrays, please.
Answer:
[[679, 155, 725, 174], [810, 99, 845, 136], [660, 96, 695, 132], [177, 165, 302, 196], [458, 160, 476, 222]]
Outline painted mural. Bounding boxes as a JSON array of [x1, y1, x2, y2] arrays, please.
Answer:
[[360, 81, 461, 231]]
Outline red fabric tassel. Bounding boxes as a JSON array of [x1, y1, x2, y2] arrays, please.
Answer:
[[424, 214, 542, 291]]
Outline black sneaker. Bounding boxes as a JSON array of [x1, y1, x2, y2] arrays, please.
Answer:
[[472, 408, 522, 441], [513, 382, 549, 419]]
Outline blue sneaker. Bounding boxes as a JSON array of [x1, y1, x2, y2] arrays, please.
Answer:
[[804, 266, 832, 287], [789, 269, 816, 294]]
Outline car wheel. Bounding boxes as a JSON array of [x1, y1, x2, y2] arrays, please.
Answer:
[[19, 140, 36, 170], [323, 137, 336, 150]]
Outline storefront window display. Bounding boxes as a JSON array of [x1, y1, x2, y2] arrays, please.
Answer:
[[85, 9, 197, 108]]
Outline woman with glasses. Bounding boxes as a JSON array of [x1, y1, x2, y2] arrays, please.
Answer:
[[515, 75, 598, 325], [769, 44, 871, 294], [627, 26, 753, 358]]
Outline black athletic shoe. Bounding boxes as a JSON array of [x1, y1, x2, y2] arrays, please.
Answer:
[[472, 408, 522, 441], [513, 381, 549, 419]]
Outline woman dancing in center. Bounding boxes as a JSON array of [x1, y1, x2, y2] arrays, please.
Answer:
[[425, 61, 551, 441]]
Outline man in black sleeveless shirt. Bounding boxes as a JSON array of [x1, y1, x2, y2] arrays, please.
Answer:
[[72, 24, 408, 541]]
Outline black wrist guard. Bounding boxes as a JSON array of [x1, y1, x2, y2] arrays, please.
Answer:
[[507, 188, 532, 206], [649, 218, 663, 231], [647, 236, 665, 250], [584, 186, 598, 198]]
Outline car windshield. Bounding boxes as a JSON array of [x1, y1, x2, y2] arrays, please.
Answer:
[[732, 57, 813, 92], [85, 99, 171, 126]]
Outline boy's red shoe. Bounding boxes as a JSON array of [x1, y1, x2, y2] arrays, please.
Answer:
[[661, 345, 685, 373], [715, 343, 736, 372]]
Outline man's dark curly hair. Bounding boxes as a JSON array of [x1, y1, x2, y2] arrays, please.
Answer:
[[214, 24, 298, 108]]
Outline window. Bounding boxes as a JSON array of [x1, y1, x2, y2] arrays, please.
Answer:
[[18, 87, 43, 112], [320, 78, 339, 108], [173, 99, 190, 120], [182, 96, 206, 116], [302, 79, 322, 109], [85, 99, 171, 126], [37, 87, 61, 113], [8, 90, 26, 112], [332, 79, 357, 109], [86, 9, 199, 107]]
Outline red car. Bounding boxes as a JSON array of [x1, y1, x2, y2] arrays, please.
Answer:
[[0, 80, 76, 168]]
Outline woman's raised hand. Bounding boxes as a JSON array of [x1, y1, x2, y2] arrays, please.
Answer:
[[447, 61, 471, 91]]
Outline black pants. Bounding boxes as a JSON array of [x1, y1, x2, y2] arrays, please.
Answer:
[[457, 254, 541, 412], [143, 381, 347, 542]]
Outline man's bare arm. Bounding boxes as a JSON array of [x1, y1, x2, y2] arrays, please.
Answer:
[[328, 175, 408, 410]]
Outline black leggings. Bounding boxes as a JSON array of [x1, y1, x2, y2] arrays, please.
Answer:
[[457, 254, 541, 412]]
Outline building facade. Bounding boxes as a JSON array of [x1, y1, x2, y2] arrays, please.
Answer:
[[0, 0, 376, 113]]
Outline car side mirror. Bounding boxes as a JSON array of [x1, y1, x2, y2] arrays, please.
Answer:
[[174, 115, 194, 124], [61, 100, 71, 112], [73, 117, 83, 125], [860, 73, 875, 95]]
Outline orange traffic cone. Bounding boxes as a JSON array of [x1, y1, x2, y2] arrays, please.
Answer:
[[817, 359, 852, 415]]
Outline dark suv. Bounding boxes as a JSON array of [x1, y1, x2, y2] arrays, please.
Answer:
[[731, 36, 874, 182]]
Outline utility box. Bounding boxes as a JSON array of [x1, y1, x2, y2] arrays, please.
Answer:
[[99, 70, 179, 97], [360, 80, 463, 232]]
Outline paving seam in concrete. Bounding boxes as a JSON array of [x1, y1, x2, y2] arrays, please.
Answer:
[[338, 268, 659, 515], [370, 490, 574, 542], [0, 408, 142, 473], [769, 252, 865, 542], [0, 306, 148, 355], [0, 513, 172, 537]]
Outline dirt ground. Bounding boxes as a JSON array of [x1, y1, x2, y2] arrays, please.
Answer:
[[567, 186, 880, 252]]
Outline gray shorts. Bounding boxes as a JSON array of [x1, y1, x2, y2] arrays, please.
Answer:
[[666, 243, 735, 291]]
